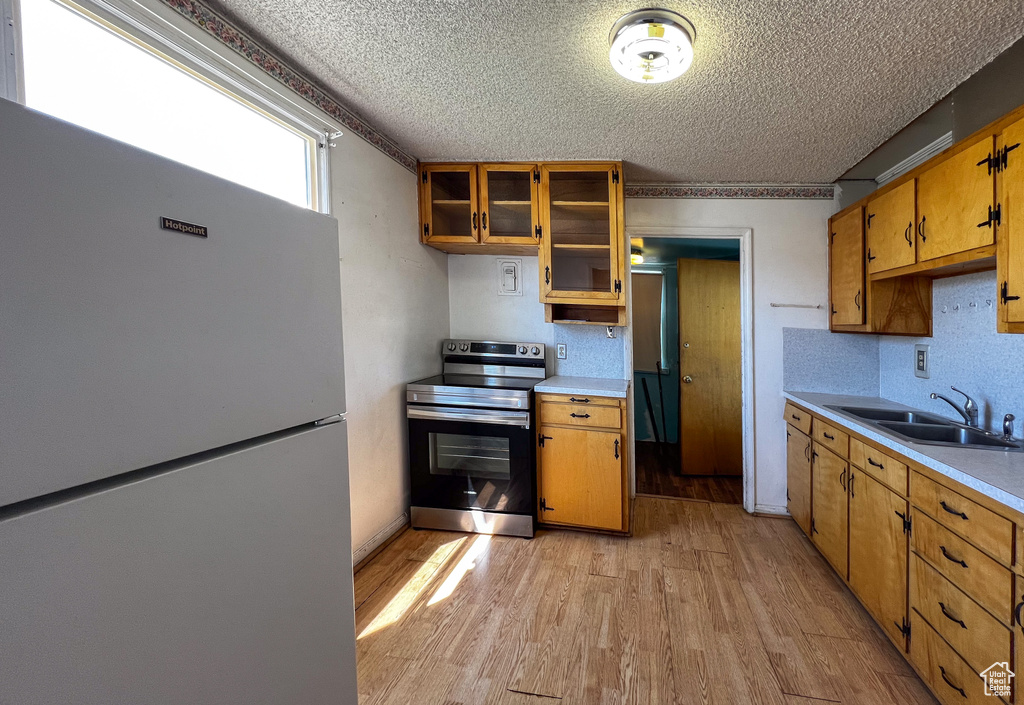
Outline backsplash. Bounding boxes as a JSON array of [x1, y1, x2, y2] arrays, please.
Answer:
[[448, 255, 627, 379], [880, 272, 1024, 432], [783, 272, 1024, 434], [782, 327, 880, 396]]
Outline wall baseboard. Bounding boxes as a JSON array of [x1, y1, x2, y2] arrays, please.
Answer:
[[352, 512, 409, 568], [754, 503, 789, 517]]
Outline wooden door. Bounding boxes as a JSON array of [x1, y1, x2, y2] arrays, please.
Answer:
[[829, 207, 865, 326], [866, 179, 917, 273], [538, 163, 623, 304], [917, 137, 996, 262], [677, 258, 742, 476], [848, 469, 908, 649], [538, 425, 623, 531], [479, 163, 539, 247], [420, 164, 479, 245], [998, 116, 1024, 329], [786, 425, 812, 536], [811, 443, 848, 578]]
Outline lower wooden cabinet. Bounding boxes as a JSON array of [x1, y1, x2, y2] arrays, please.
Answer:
[[909, 612, 991, 705], [811, 443, 849, 578], [536, 394, 628, 532], [786, 425, 812, 536], [848, 469, 908, 648]]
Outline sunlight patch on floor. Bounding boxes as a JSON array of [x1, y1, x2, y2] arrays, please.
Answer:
[[357, 537, 466, 639], [428, 534, 491, 606]]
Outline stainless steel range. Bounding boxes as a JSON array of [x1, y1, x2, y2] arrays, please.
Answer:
[[406, 339, 547, 538]]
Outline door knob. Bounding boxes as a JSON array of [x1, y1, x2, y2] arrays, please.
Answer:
[[683, 376, 693, 384]]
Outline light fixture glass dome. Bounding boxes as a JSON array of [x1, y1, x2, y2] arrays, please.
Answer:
[[608, 9, 695, 84]]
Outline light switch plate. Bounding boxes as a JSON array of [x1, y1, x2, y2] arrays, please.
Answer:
[[914, 344, 929, 379], [556, 343, 567, 359], [496, 258, 523, 296]]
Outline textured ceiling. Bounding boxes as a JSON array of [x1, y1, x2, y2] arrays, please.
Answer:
[[207, 0, 1024, 183]]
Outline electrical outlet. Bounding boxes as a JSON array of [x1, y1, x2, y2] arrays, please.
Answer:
[[556, 343, 567, 359], [914, 344, 929, 379]]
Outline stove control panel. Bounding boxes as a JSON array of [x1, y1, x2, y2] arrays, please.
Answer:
[[442, 340, 545, 358]]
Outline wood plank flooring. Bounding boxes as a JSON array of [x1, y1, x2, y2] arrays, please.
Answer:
[[636, 441, 744, 504], [354, 497, 937, 705]]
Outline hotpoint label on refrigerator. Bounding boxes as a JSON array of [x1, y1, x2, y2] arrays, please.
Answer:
[[160, 217, 208, 238]]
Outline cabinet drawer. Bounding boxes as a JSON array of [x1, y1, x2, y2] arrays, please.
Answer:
[[909, 612, 991, 705], [540, 402, 621, 429], [912, 472, 1013, 566], [850, 438, 908, 495], [536, 393, 620, 408], [784, 403, 812, 435], [912, 511, 1013, 621], [812, 419, 849, 457], [910, 554, 1011, 674]]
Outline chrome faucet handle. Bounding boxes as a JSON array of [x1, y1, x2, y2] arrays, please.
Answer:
[[930, 391, 974, 427], [1004, 414, 1016, 441], [949, 386, 980, 427]]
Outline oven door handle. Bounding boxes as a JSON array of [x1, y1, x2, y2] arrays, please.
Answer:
[[407, 405, 531, 429]]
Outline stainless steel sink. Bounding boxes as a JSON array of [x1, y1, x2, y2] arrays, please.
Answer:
[[831, 406, 948, 425], [824, 405, 1023, 452], [876, 421, 1023, 450]]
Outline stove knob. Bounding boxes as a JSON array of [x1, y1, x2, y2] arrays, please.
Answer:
[[447, 343, 456, 352], [531, 346, 541, 356], [460, 343, 469, 352], [518, 346, 528, 355]]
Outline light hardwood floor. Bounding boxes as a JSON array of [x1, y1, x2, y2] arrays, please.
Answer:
[[354, 497, 938, 704]]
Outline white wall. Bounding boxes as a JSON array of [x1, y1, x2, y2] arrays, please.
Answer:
[[624, 198, 834, 512], [332, 139, 450, 561], [449, 255, 627, 378]]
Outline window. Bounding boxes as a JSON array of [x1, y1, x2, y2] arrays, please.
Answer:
[[11, 0, 326, 210]]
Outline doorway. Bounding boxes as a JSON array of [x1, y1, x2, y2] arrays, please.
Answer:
[[628, 233, 749, 506]]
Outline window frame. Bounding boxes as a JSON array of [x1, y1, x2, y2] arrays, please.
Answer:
[[1, 0, 334, 213]]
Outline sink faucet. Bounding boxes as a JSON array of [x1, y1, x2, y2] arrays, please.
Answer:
[[930, 386, 979, 427], [1004, 414, 1016, 441]]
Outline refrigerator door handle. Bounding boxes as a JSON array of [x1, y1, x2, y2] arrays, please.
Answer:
[[314, 413, 346, 426]]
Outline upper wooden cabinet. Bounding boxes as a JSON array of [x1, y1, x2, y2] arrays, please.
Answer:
[[420, 162, 540, 254], [421, 164, 479, 247], [866, 179, 916, 274], [829, 207, 865, 326], [538, 163, 624, 306], [916, 137, 996, 263], [997, 115, 1024, 332]]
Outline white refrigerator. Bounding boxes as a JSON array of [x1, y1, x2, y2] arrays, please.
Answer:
[[0, 98, 358, 703]]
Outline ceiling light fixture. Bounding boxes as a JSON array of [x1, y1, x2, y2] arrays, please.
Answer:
[[608, 8, 695, 84], [631, 247, 645, 265]]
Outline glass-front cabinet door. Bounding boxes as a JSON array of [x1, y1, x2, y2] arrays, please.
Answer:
[[421, 164, 479, 245], [539, 163, 623, 303], [479, 163, 539, 247]]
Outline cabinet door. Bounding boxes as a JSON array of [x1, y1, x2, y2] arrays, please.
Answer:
[[421, 164, 479, 244], [998, 116, 1024, 328], [829, 207, 865, 326], [848, 470, 908, 649], [538, 425, 623, 531], [866, 179, 917, 273], [479, 163, 539, 247], [786, 425, 812, 536], [539, 164, 623, 304], [811, 443, 849, 578], [917, 138, 996, 262]]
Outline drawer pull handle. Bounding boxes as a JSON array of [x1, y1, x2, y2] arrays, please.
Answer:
[[867, 458, 884, 469], [614, 439, 620, 460], [570, 413, 590, 419], [938, 602, 967, 629], [791, 414, 801, 421], [940, 501, 968, 520], [839, 469, 847, 491], [939, 545, 968, 568], [823, 432, 835, 441], [939, 666, 967, 699], [570, 397, 590, 403], [1015, 599, 1024, 627]]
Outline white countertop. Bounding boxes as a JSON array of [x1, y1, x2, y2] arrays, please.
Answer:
[[536, 376, 630, 399], [784, 391, 1024, 515]]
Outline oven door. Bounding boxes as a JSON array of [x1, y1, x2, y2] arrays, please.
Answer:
[[407, 405, 535, 515]]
